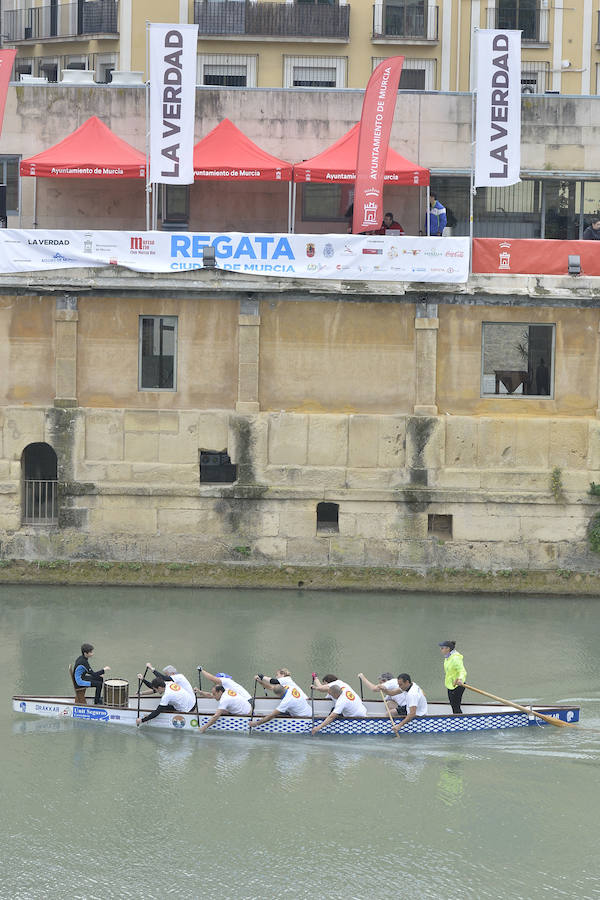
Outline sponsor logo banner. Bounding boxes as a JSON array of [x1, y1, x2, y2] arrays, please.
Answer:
[[353, 57, 404, 235], [475, 30, 521, 187], [0, 230, 470, 284], [149, 23, 198, 185], [73, 706, 109, 721]]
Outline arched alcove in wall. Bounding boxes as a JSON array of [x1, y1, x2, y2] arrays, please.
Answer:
[[21, 442, 58, 524]]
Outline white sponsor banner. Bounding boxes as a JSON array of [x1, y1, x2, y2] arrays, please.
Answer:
[[0, 231, 470, 284], [149, 23, 198, 185], [475, 30, 521, 188]]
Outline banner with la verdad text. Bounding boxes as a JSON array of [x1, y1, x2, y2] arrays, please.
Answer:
[[0, 231, 470, 284]]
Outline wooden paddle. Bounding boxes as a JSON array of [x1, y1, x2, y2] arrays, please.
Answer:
[[463, 682, 577, 728], [248, 677, 258, 733], [380, 689, 400, 738], [310, 673, 316, 733]]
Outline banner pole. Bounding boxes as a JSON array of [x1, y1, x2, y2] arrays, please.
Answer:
[[145, 21, 151, 232], [287, 181, 292, 233], [470, 87, 475, 274], [291, 183, 297, 234]]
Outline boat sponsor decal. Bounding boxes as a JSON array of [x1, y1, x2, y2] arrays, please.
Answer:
[[72, 706, 109, 721], [172, 715, 186, 728], [0, 230, 470, 284], [19, 701, 26, 712], [34, 703, 61, 713]]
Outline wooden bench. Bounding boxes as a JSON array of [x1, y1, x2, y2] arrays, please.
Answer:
[[69, 663, 88, 705]]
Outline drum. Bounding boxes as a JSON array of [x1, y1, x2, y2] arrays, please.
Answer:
[[103, 678, 129, 708]]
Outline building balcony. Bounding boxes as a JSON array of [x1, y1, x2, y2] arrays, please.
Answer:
[[372, 3, 438, 42], [4, 1, 118, 43], [194, 0, 350, 41], [486, 4, 549, 44]]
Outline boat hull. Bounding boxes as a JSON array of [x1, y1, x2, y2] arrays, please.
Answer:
[[12, 696, 580, 736]]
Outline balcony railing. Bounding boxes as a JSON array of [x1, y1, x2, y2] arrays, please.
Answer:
[[486, 5, 548, 42], [22, 480, 58, 526], [4, 1, 118, 42], [373, 3, 438, 40], [194, 0, 350, 40]]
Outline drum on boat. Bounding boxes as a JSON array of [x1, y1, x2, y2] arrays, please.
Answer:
[[103, 679, 129, 708]]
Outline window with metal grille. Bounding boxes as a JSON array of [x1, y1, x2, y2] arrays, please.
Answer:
[[139, 316, 177, 391], [284, 56, 347, 89], [22, 443, 58, 526], [0, 157, 21, 214]]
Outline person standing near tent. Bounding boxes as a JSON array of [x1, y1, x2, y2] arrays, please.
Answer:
[[427, 192, 447, 236], [439, 640, 467, 714]]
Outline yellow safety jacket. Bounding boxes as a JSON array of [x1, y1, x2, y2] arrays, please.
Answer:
[[444, 651, 466, 689]]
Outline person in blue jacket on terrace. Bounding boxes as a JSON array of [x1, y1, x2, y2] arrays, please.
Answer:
[[427, 191, 447, 236]]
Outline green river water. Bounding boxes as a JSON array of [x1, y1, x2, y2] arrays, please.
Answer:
[[1, 585, 599, 900]]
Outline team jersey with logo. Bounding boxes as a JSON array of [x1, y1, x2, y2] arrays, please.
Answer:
[[159, 680, 195, 712], [333, 687, 367, 718], [220, 676, 251, 701], [218, 689, 252, 716], [277, 675, 308, 700], [277, 686, 311, 717], [171, 672, 194, 695], [325, 679, 350, 700]]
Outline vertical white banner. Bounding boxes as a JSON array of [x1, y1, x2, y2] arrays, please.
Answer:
[[149, 23, 198, 185], [475, 30, 521, 187]]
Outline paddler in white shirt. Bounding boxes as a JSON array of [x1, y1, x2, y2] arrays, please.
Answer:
[[390, 674, 428, 734], [139, 662, 195, 696], [249, 683, 311, 729], [311, 683, 367, 735], [136, 675, 196, 726], [197, 683, 252, 733], [195, 667, 252, 701], [357, 671, 408, 716], [311, 673, 351, 701], [255, 668, 308, 701]]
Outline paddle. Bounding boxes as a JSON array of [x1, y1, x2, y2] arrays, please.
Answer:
[[380, 689, 400, 739], [310, 673, 316, 734], [136, 665, 149, 720], [463, 682, 577, 728], [248, 677, 258, 733], [197, 665, 203, 693]]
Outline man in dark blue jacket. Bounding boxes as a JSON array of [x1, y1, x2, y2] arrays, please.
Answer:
[[73, 643, 110, 704], [427, 192, 447, 236]]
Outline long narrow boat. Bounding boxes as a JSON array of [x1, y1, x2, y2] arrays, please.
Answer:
[[12, 694, 580, 736]]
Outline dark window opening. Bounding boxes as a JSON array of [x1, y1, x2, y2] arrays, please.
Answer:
[[317, 502, 339, 533], [400, 69, 426, 91], [139, 316, 177, 391], [428, 514, 452, 540], [22, 442, 58, 525], [482, 322, 554, 397], [200, 450, 237, 483]]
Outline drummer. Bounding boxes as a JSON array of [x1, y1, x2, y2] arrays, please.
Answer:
[[73, 643, 111, 705], [135, 675, 196, 727], [249, 684, 311, 730], [311, 684, 367, 735]]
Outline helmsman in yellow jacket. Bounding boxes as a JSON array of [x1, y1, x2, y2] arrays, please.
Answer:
[[439, 640, 467, 714]]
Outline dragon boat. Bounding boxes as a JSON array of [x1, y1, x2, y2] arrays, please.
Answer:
[[12, 693, 580, 736]]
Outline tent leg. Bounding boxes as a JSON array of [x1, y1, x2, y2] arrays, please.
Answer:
[[291, 183, 297, 234], [426, 186, 430, 236], [287, 181, 292, 233], [33, 178, 37, 229]]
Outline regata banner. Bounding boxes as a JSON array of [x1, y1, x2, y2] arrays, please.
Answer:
[[475, 30, 521, 188], [149, 23, 198, 185], [0, 231, 470, 284]]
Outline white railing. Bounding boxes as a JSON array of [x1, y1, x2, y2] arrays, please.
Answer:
[[22, 480, 58, 525]]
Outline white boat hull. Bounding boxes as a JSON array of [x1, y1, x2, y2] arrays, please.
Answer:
[[12, 695, 580, 736]]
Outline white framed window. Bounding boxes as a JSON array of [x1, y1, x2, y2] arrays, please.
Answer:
[[139, 316, 178, 392], [596, 63, 600, 96], [197, 54, 257, 87], [521, 62, 549, 94], [481, 322, 554, 398], [283, 55, 347, 88], [373, 56, 436, 91]]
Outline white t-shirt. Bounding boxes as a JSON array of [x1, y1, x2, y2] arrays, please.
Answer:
[[220, 676, 251, 701], [404, 683, 428, 717], [277, 675, 308, 700], [333, 687, 367, 718], [171, 672, 194, 695], [218, 689, 252, 716], [325, 679, 350, 700], [277, 686, 311, 717], [159, 680, 195, 713]]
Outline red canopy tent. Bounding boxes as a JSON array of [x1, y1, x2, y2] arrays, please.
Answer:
[[293, 123, 429, 185], [193, 118, 292, 182], [19, 116, 146, 228], [20, 115, 146, 178]]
